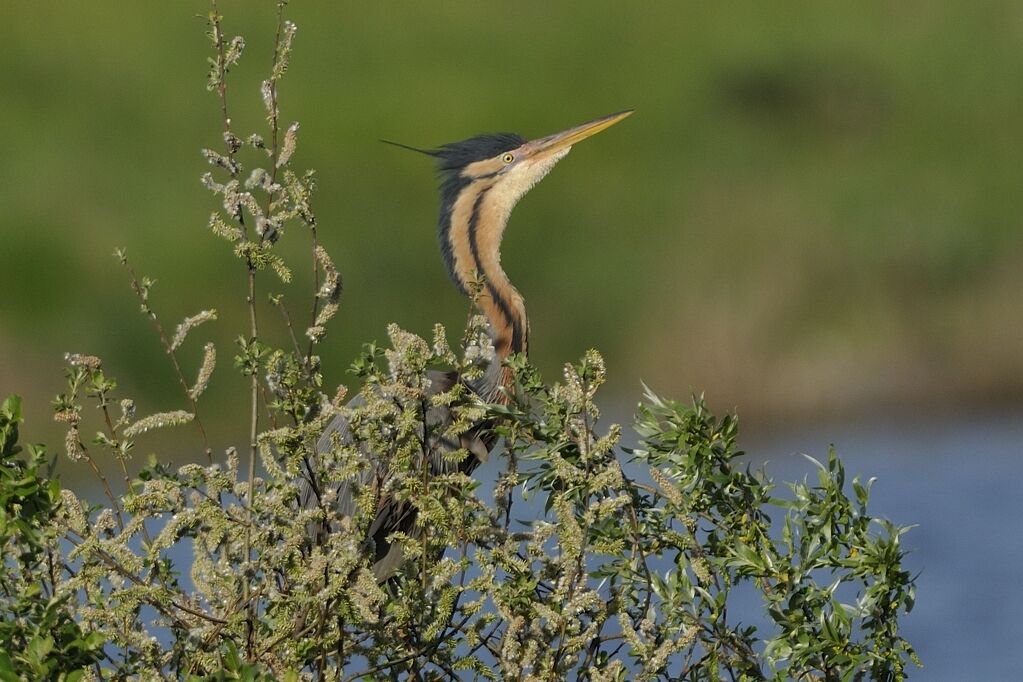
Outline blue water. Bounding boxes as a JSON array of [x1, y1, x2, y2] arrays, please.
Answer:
[[745, 410, 1023, 680]]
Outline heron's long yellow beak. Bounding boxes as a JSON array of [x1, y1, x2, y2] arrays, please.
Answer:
[[527, 110, 633, 157]]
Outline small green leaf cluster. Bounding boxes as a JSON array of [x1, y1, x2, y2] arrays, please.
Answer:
[[620, 391, 919, 679]]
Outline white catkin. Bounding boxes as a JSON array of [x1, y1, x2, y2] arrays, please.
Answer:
[[170, 310, 217, 351], [200, 148, 239, 175], [225, 36, 245, 67], [65, 427, 84, 462], [314, 302, 338, 328], [189, 343, 216, 400], [64, 353, 102, 370], [245, 167, 269, 191], [261, 80, 276, 118], [314, 245, 341, 302], [123, 411, 194, 438], [276, 122, 299, 168]]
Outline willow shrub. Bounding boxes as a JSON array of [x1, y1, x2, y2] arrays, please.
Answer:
[[0, 3, 918, 680]]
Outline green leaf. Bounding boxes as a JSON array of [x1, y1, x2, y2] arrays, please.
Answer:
[[26, 635, 55, 663], [0, 394, 23, 457]]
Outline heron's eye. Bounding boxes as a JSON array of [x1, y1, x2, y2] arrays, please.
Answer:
[[502, 153, 515, 164]]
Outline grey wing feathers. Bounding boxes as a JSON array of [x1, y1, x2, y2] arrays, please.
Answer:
[[300, 392, 365, 522], [300, 369, 495, 580]]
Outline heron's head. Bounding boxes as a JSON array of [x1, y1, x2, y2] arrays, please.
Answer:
[[430, 110, 633, 216]]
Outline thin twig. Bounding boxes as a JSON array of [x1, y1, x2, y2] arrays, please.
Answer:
[[261, 1, 286, 225], [274, 295, 306, 360], [79, 443, 125, 532], [306, 223, 320, 363]]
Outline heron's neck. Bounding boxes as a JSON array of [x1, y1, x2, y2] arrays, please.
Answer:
[[442, 181, 529, 368]]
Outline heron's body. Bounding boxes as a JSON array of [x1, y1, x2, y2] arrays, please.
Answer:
[[309, 370, 495, 578], [304, 111, 631, 579]]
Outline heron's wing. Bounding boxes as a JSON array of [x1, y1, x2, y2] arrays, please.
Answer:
[[299, 389, 367, 521], [302, 369, 496, 579]]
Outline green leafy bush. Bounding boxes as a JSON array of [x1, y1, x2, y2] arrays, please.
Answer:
[[0, 3, 917, 679], [0, 396, 105, 680]]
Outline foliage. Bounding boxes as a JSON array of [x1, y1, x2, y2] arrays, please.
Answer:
[[0, 395, 105, 680], [0, 3, 917, 680]]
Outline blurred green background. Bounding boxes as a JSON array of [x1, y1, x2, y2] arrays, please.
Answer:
[[2, 2, 1022, 448]]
